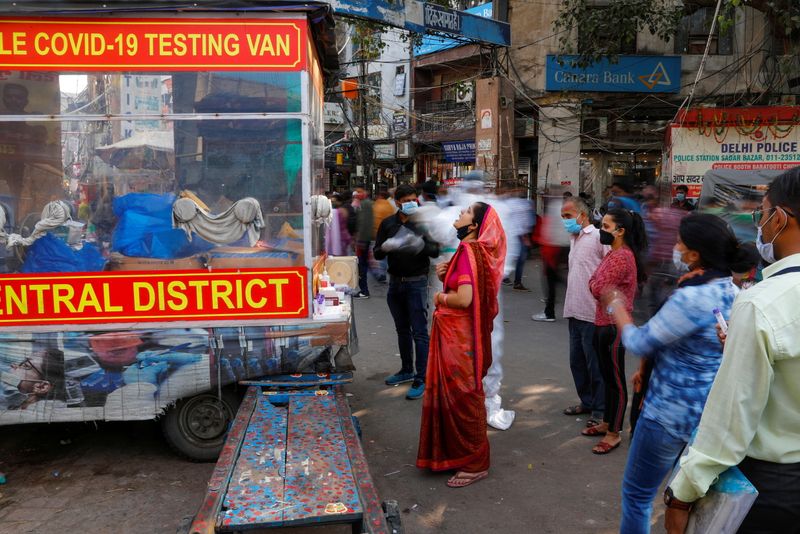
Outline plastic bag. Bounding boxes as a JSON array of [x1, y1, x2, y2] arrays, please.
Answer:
[[112, 193, 214, 259], [22, 233, 106, 273], [381, 226, 424, 255]]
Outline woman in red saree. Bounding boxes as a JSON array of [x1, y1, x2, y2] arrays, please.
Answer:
[[417, 201, 507, 488]]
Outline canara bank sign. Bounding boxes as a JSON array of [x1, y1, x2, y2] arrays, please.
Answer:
[[546, 55, 681, 93]]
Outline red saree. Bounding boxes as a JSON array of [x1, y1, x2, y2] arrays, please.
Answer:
[[417, 206, 507, 473]]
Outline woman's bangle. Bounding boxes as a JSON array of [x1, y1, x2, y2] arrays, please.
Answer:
[[442, 294, 448, 307], [606, 298, 624, 314]]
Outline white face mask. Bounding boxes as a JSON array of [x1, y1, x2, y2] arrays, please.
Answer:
[[756, 227, 776, 264], [0, 370, 22, 388], [672, 248, 690, 273], [756, 208, 786, 264]]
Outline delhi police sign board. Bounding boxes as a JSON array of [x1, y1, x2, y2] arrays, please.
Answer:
[[546, 55, 681, 93]]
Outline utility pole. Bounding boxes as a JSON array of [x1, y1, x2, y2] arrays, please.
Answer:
[[357, 47, 369, 189]]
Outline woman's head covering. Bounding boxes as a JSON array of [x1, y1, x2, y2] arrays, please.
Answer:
[[476, 205, 507, 290]]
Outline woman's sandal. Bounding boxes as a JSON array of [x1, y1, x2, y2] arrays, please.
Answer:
[[592, 440, 621, 455], [581, 425, 607, 437], [446, 470, 489, 488]]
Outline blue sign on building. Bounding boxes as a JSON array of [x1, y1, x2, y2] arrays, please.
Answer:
[[545, 55, 681, 93], [442, 140, 475, 162], [415, 3, 493, 57]]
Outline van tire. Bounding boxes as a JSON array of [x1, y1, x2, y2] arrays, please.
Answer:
[[161, 389, 240, 462]]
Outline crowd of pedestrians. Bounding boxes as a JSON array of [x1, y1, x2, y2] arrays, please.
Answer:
[[323, 166, 800, 533]]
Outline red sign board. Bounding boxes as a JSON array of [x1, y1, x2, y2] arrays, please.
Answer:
[[0, 17, 307, 71], [0, 268, 308, 327]]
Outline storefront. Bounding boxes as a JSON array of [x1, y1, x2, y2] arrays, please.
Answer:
[[417, 140, 476, 185], [0, 2, 354, 460]]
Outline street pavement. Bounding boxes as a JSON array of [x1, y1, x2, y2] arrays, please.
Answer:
[[0, 259, 667, 533]]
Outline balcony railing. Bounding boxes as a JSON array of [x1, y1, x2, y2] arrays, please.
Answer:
[[415, 100, 475, 133]]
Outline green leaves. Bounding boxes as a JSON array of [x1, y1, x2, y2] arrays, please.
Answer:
[[553, 0, 683, 67], [553, 0, 799, 65]]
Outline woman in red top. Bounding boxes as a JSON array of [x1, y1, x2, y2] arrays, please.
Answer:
[[417, 202, 506, 487], [583, 208, 647, 454]]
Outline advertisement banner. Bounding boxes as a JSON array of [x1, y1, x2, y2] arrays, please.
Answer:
[[0, 268, 308, 327], [0, 17, 307, 71], [0, 322, 350, 422]]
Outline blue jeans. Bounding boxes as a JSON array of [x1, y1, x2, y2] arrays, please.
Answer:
[[513, 236, 530, 285], [568, 318, 604, 418], [620, 416, 687, 534], [386, 278, 429, 380]]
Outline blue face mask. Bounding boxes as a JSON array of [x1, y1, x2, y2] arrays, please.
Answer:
[[400, 201, 419, 216], [676, 193, 686, 202], [562, 217, 582, 235]]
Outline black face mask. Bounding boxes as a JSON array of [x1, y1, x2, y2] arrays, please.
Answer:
[[456, 224, 473, 241], [599, 229, 616, 245]]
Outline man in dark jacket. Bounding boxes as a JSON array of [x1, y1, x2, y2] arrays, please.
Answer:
[[374, 183, 440, 400]]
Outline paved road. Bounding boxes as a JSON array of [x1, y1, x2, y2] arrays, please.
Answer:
[[0, 260, 667, 533]]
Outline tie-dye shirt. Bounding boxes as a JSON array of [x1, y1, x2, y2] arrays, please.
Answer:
[[621, 277, 739, 441]]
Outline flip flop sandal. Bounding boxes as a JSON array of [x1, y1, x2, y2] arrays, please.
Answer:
[[447, 470, 489, 488], [592, 440, 621, 455], [563, 404, 591, 416], [581, 425, 607, 437], [585, 418, 600, 428]]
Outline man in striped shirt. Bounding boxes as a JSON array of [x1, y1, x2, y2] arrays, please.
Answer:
[[560, 196, 608, 420]]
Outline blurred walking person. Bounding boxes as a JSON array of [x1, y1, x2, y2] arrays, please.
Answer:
[[533, 193, 570, 322], [352, 184, 374, 298], [325, 192, 352, 256], [504, 188, 535, 291]]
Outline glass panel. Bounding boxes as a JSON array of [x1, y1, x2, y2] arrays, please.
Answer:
[[0, 71, 302, 117], [0, 115, 304, 274]]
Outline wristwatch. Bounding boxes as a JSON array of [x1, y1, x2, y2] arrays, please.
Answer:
[[663, 487, 694, 511]]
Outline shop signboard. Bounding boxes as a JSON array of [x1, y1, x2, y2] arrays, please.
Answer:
[[546, 55, 680, 93], [442, 140, 475, 162], [415, 2, 492, 57], [393, 111, 407, 133], [0, 17, 307, 71], [374, 143, 395, 160], [324, 102, 345, 124], [330, 0, 509, 47], [670, 122, 800, 199]]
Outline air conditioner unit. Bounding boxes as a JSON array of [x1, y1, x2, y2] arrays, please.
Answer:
[[455, 83, 474, 103], [582, 117, 608, 137]]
